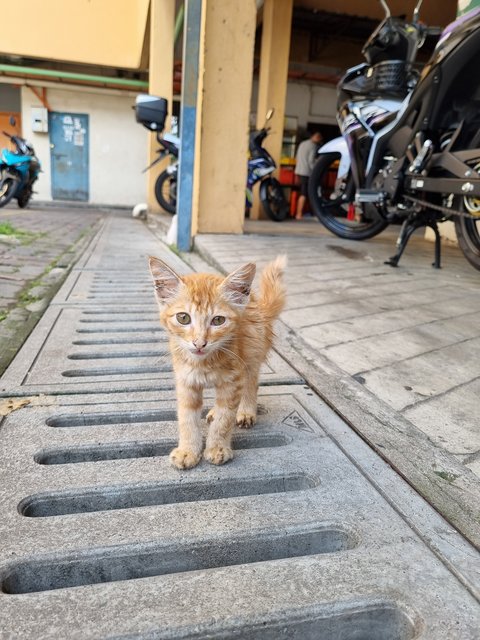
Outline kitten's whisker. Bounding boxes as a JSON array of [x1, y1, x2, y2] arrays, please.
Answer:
[[218, 345, 247, 369]]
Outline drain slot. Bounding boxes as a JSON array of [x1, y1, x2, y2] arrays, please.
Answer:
[[81, 310, 150, 315], [46, 409, 177, 428], [79, 318, 157, 323], [67, 350, 167, 360], [73, 338, 162, 345], [76, 327, 162, 334], [19, 473, 319, 517], [1, 524, 353, 594], [193, 603, 417, 640], [62, 365, 172, 377], [35, 433, 291, 464]]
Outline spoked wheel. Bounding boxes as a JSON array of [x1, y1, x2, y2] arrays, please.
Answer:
[[308, 152, 387, 240], [454, 181, 480, 270], [0, 170, 19, 208], [260, 177, 289, 222], [155, 170, 177, 214]]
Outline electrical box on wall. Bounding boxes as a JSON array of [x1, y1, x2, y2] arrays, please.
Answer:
[[31, 107, 48, 133]]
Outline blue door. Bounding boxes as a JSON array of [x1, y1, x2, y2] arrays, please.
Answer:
[[49, 112, 89, 201]]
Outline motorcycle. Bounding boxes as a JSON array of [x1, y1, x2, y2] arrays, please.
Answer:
[[308, 0, 480, 270], [0, 118, 41, 209], [246, 109, 290, 222], [135, 93, 179, 214], [147, 132, 179, 215], [136, 95, 289, 220]]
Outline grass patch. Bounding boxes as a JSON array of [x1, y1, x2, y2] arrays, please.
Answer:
[[0, 311, 7, 322], [434, 470, 459, 483], [0, 221, 43, 245]]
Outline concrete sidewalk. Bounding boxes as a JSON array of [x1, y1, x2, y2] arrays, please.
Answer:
[[0, 209, 478, 638], [149, 213, 480, 547], [0, 205, 104, 375]]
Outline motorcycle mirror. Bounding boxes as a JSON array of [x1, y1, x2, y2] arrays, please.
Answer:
[[412, 0, 423, 23], [379, 0, 391, 19], [9, 115, 16, 127]]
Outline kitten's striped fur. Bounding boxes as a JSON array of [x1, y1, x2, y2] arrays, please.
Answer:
[[148, 255, 287, 469]]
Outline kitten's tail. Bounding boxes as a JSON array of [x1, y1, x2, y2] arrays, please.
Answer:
[[258, 255, 287, 321]]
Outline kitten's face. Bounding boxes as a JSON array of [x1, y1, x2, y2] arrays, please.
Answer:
[[162, 278, 238, 358], [149, 258, 256, 360]]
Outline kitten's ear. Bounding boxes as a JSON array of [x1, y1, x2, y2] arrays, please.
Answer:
[[148, 256, 183, 303], [220, 262, 256, 307]]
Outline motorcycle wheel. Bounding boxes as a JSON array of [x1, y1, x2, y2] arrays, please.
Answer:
[[454, 208, 480, 271], [308, 152, 388, 240], [155, 170, 176, 214], [0, 172, 19, 208], [17, 188, 32, 209], [260, 177, 289, 222]]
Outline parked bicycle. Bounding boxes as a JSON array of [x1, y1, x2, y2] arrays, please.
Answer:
[[308, 0, 480, 270]]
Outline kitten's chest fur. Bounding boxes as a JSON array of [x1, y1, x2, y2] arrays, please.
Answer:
[[171, 333, 247, 389]]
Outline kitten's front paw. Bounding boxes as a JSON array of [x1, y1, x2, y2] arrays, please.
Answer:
[[205, 408, 215, 424], [236, 412, 256, 429], [204, 445, 233, 465], [169, 447, 202, 470]]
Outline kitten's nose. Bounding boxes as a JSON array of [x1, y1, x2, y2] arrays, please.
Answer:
[[193, 338, 207, 349]]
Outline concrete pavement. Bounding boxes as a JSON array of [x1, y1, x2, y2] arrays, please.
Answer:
[[0, 208, 479, 637], [177, 215, 480, 548], [0, 205, 103, 375]]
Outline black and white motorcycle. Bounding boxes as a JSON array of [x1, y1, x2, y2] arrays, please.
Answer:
[[309, 0, 480, 270]]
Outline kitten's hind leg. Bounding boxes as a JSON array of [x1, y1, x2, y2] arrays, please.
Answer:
[[236, 364, 260, 429], [204, 381, 241, 465], [170, 382, 204, 470]]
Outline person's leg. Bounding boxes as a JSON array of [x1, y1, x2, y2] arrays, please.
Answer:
[[296, 194, 306, 220], [296, 176, 308, 220]]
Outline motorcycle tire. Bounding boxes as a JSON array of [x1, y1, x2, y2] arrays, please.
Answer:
[[17, 188, 32, 209], [308, 152, 388, 240], [454, 208, 480, 271], [0, 172, 20, 208], [260, 177, 289, 222], [155, 170, 176, 214]]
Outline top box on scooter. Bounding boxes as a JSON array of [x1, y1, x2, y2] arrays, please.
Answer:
[[135, 94, 168, 132]]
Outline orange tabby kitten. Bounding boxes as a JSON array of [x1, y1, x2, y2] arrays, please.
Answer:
[[148, 255, 287, 469]]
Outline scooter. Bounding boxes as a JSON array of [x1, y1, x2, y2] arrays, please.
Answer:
[[246, 109, 290, 222], [309, 0, 480, 270], [146, 132, 179, 215], [135, 93, 179, 214], [0, 118, 41, 208]]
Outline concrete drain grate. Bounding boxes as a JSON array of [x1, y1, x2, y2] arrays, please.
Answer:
[[0, 215, 479, 638]]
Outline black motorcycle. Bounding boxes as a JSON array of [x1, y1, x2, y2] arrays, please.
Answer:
[[246, 109, 290, 222], [309, 0, 480, 270]]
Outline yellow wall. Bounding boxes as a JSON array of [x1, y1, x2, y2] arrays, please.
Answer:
[[0, 0, 149, 68]]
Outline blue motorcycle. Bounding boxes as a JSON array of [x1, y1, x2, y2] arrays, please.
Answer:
[[0, 121, 41, 208]]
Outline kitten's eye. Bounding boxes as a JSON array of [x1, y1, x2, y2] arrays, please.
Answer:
[[211, 315, 226, 326], [176, 312, 191, 325]]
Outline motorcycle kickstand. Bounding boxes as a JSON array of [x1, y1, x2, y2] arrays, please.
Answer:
[[384, 215, 442, 268]]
